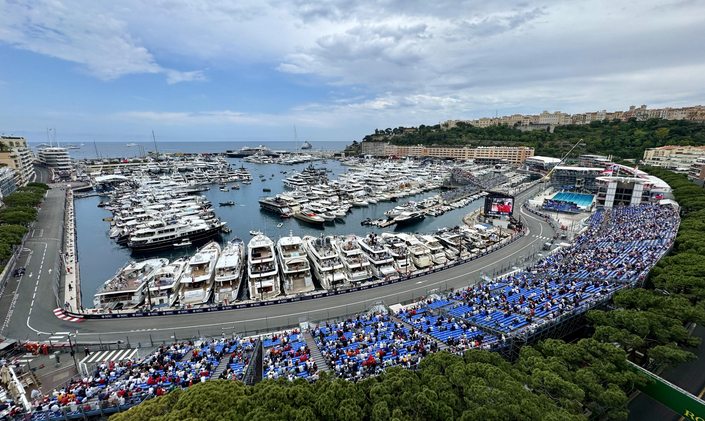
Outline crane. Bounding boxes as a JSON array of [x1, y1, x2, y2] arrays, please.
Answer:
[[541, 138, 585, 182]]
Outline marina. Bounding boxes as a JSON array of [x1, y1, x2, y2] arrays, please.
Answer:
[[74, 151, 533, 310]]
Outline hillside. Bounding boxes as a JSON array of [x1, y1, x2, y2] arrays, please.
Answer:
[[359, 119, 705, 159]]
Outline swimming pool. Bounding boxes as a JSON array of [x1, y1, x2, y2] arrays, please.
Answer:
[[552, 192, 594, 208]]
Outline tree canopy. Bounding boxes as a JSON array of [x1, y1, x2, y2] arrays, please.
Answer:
[[359, 119, 705, 160]]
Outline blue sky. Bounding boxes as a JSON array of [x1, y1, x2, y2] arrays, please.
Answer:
[[1, 0, 704, 143]]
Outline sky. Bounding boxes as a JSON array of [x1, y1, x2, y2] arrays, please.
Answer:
[[0, 0, 704, 143]]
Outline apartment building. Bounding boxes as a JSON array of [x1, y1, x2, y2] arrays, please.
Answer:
[[642, 145, 705, 171], [361, 142, 534, 164], [0, 167, 17, 199], [0, 136, 36, 187]]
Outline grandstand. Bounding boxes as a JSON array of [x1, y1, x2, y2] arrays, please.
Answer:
[[10, 203, 680, 419]]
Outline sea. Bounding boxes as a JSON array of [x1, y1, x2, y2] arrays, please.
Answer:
[[28, 140, 347, 160], [65, 142, 483, 304]]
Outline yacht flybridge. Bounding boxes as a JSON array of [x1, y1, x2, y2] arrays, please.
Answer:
[[179, 241, 221, 306]]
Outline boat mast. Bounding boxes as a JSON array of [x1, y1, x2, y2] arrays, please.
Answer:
[[152, 130, 159, 155]]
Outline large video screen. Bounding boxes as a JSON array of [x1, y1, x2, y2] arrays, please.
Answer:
[[484, 193, 515, 217]]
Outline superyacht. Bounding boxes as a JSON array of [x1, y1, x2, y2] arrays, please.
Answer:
[[334, 235, 372, 283], [276, 233, 315, 295], [247, 234, 281, 300], [357, 233, 397, 278], [147, 258, 188, 308], [214, 239, 246, 304], [179, 241, 221, 306], [303, 235, 347, 290], [93, 258, 169, 310]]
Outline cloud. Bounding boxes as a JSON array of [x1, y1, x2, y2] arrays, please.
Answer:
[[1, 0, 705, 140], [0, 0, 204, 83]]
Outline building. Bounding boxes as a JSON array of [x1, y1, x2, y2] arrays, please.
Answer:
[[361, 143, 535, 164], [37, 147, 72, 172], [578, 154, 613, 167], [0, 167, 17, 199], [550, 166, 605, 192], [595, 164, 671, 208], [361, 141, 389, 157], [688, 157, 705, 186], [642, 145, 705, 172], [0, 136, 36, 187], [524, 156, 562, 172]]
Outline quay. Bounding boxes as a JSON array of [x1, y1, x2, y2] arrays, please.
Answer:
[[62, 187, 81, 312]]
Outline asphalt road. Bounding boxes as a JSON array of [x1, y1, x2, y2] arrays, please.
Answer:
[[1, 182, 555, 346]]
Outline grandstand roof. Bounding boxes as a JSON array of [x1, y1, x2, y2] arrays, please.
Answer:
[[526, 156, 561, 163], [554, 166, 604, 172]]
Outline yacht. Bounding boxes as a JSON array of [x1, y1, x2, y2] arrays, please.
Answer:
[[225, 145, 276, 158], [147, 258, 187, 308], [277, 234, 315, 295], [301, 140, 312, 150], [303, 235, 347, 290], [93, 258, 169, 310], [397, 233, 433, 269], [381, 233, 416, 274], [334, 235, 372, 283], [127, 216, 226, 252], [247, 234, 281, 300], [357, 233, 397, 278], [258, 196, 293, 217], [417, 234, 448, 265], [214, 239, 246, 304], [179, 241, 221, 306], [435, 230, 470, 260], [394, 210, 426, 227], [293, 211, 325, 226]]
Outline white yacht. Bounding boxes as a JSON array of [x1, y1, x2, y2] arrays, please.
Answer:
[[435, 230, 470, 260], [381, 233, 416, 274], [357, 233, 397, 278], [397, 233, 434, 269], [248, 234, 281, 300], [334, 235, 372, 283], [277, 234, 315, 295], [147, 258, 187, 308], [417, 234, 448, 265], [179, 241, 221, 306], [303, 235, 347, 290], [214, 239, 245, 304], [93, 258, 169, 310], [127, 216, 226, 252]]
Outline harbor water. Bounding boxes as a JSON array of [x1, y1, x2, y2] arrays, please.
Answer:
[[74, 157, 483, 303]]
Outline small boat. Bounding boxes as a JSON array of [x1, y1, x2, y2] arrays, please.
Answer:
[[174, 239, 192, 248], [220, 186, 230, 192], [277, 222, 284, 228], [222, 226, 232, 233], [250, 230, 263, 236], [263, 187, 271, 192], [219, 201, 235, 207]]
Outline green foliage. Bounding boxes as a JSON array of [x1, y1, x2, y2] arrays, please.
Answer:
[[361, 119, 705, 160], [112, 352, 586, 421], [0, 186, 46, 268]]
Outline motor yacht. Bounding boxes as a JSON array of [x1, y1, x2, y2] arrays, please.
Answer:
[[357, 233, 397, 278], [248, 234, 281, 300], [396, 233, 434, 269], [93, 258, 169, 310], [417, 234, 448, 266], [303, 235, 346, 290], [277, 234, 315, 295], [333, 235, 372, 283], [179, 241, 221, 306], [147, 258, 187, 308], [214, 239, 245, 305]]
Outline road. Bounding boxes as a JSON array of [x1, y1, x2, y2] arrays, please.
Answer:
[[0, 182, 555, 346]]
